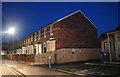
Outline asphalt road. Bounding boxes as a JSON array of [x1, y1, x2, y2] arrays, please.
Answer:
[[1, 59, 70, 76], [2, 59, 120, 77]]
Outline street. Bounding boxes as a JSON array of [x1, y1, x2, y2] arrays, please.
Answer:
[[1, 59, 120, 77], [1, 59, 73, 77]]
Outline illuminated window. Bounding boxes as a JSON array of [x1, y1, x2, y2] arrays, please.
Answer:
[[44, 28, 46, 38], [47, 40, 56, 52]]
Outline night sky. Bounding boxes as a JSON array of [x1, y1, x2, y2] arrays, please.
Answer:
[[2, 2, 119, 41]]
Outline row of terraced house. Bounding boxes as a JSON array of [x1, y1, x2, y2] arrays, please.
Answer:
[[2, 10, 101, 64]]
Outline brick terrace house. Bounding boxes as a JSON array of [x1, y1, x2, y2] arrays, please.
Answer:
[[7, 10, 100, 64], [100, 25, 120, 61]]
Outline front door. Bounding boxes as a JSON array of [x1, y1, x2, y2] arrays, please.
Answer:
[[117, 37, 120, 60]]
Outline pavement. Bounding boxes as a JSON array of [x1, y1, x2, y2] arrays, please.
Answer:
[[1, 59, 120, 77], [0, 60, 25, 77], [52, 61, 120, 77]]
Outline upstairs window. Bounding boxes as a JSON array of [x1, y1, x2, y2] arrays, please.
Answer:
[[26, 38, 28, 43], [34, 32, 37, 41], [28, 36, 30, 43], [31, 34, 33, 42], [44, 28, 46, 38], [24, 38, 26, 44], [38, 30, 41, 39], [50, 25, 53, 36], [24, 40, 25, 44], [26, 39, 27, 43]]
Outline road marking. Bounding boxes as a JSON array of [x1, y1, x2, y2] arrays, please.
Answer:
[[10, 67, 26, 77], [1, 63, 18, 77], [1, 63, 25, 77], [85, 63, 105, 66], [53, 69, 86, 76]]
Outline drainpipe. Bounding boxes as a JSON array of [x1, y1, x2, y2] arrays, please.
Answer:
[[107, 33, 112, 62], [49, 40, 52, 69]]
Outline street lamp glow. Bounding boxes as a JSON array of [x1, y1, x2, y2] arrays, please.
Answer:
[[7, 27, 15, 34]]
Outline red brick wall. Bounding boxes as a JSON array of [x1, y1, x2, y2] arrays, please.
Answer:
[[22, 11, 99, 54], [35, 48, 100, 64], [53, 12, 99, 50]]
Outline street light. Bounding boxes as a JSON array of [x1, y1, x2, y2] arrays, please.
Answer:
[[6, 27, 15, 54], [6, 27, 15, 34]]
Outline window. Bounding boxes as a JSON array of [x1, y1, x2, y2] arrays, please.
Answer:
[[38, 44, 42, 54], [38, 30, 41, 39], [34, 32, 37, 41], [31, 34, 33, 42], [23, 47, 26, 54], [30, 45, 34, 54], [26, 37, 28, 43], [26, 39, 27, 43], [50, 25, 53, 36], [47, 40, 56, 52], [117, 37, 120, 57], [34, 45, 36, 54], [44, 28, 46, 38], [28, 36, 30, 43], [51, 41, 55, 51], [43, 42, 47, 53], [104, 42, 109, 51], [27, 46, 29, 55], [24, 40, 26, 44]]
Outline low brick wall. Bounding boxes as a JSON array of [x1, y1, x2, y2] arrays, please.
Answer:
[[35, 52, 55, 64], [35, 48, 100, 64], [26, 54, 35, 63], [7, 54, 13, 60], [4, 48, 100, 64], [2, 55, 6, 59], [20, 54, 27, 62], [56, 48, 100, 64]]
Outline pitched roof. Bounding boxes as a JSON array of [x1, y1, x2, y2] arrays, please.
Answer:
[[114, 25, 120, 31], [99, 32, 107, 41], [99, 25, 120, 41], [22, 10, 97, 40]]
